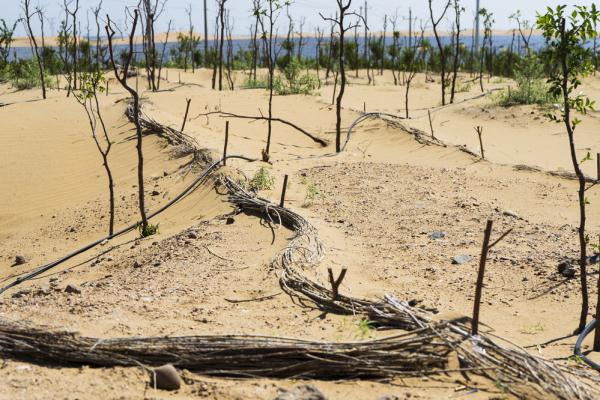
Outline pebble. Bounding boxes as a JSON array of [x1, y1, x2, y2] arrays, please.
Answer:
[[12, 288, 32, 298], [14, 255, 27, 265], [149, 364, 181, 391], [188, 231, 198, 239], [557, 259, 576, 278], [274, 384, 326, 400], [429, 231, 446, 240], [503, 210, 519, 219], [452, 255, 473, 265], [64, 284, 82, 294]]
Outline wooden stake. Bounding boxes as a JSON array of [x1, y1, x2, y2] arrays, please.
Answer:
[[179, 71, 181, 84], [428, 109, 434, 139], [472, 219, 493, 335], [363, 101, 366, 113], [222, 121, 229, 166], [181, 98, 192, 132], [135, 69, 139, 93], [328, 267, 348, 301], [280, 174, 289, 208], [475, 126, 484, 159], [596, 153, 600, 182]]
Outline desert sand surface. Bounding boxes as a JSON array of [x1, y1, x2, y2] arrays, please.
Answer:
[[1, 67, 600, 399]]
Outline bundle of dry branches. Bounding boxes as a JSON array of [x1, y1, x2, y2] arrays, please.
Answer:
[[125, 102, 212, 166], [0, 319, 448, 379], [220, 175, 598, 400]]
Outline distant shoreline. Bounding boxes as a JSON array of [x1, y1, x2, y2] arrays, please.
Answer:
[[11, 28, 543, 49]]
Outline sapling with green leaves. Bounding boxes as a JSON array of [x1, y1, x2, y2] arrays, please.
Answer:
[[537, 4, 599, 338], [74, 72, 115, 235]]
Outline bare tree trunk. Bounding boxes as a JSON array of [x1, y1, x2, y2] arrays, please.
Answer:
[[203, 0, 209, 66], [450, 0, 462, 104], [156, 19, 172, 90], [71, 0, 80, 90], [106, 10, 150, 233], [428, 0, 451, 105], [22, 0, 46, 99], [217, 0, 227, 91]]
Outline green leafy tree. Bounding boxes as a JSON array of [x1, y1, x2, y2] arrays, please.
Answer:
[[0, 19, 18, 69], [537, 4, 599, 338]]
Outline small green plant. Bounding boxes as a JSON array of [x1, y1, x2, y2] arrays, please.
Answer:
[[242, 75, 269, 89], [302, 181, 320, 207], [249, 167, 275, 191], [568, 354, 584, 364], [520, 322, 544, 335], [356, 318, 376, 339], [455, 80, 472, 93], [493, 379, 509, 394], [139, 222, 160, 237]]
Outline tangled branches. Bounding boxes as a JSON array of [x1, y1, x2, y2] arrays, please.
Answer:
[[125, 102, 212, 167], [220, 174, 598, 400], [0, 319, 449, 379]]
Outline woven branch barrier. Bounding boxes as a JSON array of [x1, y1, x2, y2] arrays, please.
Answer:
[[0, 105, 596, 399], [0, 320, 448, 379], [219, 176, 598, 400]]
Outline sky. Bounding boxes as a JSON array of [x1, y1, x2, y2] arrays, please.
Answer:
[[2, 0, 597, 38]]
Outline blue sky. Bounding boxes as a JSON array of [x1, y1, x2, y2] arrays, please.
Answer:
[[3, 0, 596, 37]]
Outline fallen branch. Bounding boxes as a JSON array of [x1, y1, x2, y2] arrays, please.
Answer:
[[192, 111, 328, 147]]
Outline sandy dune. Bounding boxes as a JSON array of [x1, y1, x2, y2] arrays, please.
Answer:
[[1, 67, 600, 399]]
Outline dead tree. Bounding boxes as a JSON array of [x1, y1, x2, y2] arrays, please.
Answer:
[[22, 0, 46, 99], [363, 2, 371, 85], [250, 0, 262, 83], [185, 4, 195, 73], [325, 14, 336, 80], [211, 10, 219, 88], [92, 1, 103, 72], [68, 0, 80, 90], [141, 0, 166, 91], [285, 4, 293, 61], [403, 24, 424, 118], [225, 10, 234, 90], [380, 14, 386, 75], [74, 73, 115, 235], [203, 0, 208, 66], [106, 9, 150, 234], [389, 11, 399, 85], [256, 0, 284, 162], [296, 17, 305, 61], [315, 27, 324, 88], [156, 19, 172, 89], [321, 1, 363, 153], [449, 0, 463, 104], [428, 0, 451, 105], [217, 0, 227, 90]]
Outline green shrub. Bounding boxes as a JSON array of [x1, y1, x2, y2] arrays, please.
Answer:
[[275, 58, 318, 95], [494, 53, 556, 106], [8, 59, 54, 90], [249, 167, 275, 191], [242, 75, 269, 89], [139, 222, 160, 237]]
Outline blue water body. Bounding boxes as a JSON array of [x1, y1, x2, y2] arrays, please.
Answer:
[[10, 34, 552, 62]]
